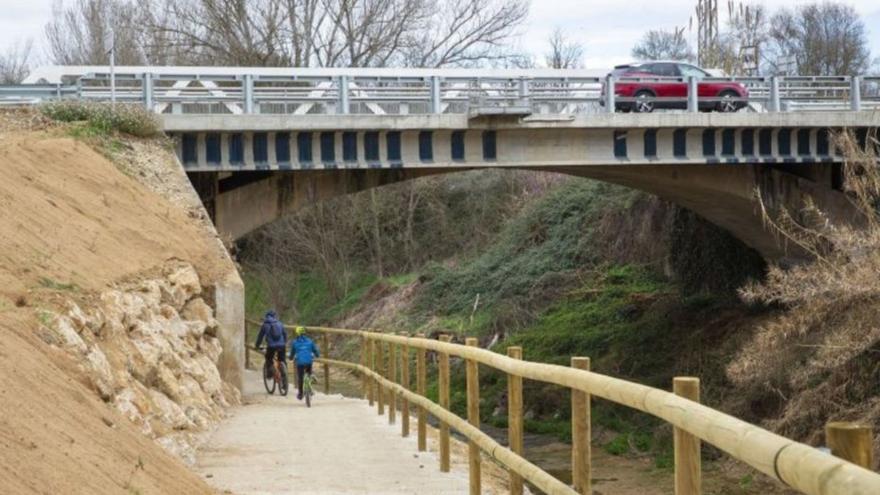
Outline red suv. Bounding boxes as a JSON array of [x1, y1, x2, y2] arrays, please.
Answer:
[[600, 62, 748, 113]]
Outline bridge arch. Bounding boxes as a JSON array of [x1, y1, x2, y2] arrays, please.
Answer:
[[178, 116, 872, 262]]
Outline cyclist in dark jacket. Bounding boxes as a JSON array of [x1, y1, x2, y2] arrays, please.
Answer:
[[289, 326, 320, 400], [255, 310, 287, 377]]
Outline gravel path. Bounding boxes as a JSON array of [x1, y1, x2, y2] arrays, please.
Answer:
[[195, 370, 470, 494]]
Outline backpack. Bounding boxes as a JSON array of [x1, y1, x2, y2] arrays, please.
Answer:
[[269, 321, 284, 341]]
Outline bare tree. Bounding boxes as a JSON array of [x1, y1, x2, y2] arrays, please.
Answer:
[[405, 0, 529, 67], [45, 0, 150, 65], [544, 27, 583, 69], [724, 2, 766, 75], [0, 39, 34, 84], [631, 27, 694, 62], [765, 2, 871, 75], [138, 0, 527, 67]]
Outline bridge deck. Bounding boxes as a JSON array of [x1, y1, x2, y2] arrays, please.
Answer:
[[195, 370, 471, 494]]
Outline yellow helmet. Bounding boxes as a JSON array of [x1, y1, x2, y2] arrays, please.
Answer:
[[295, 325, 305, 336]]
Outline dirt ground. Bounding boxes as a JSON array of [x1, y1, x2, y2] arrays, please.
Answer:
[[196, 369, 475, 494], [0, 130, 230, 493]]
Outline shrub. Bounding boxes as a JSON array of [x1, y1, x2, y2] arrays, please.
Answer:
[[39, 100, 160, 138], [729, 130, 880, 449]]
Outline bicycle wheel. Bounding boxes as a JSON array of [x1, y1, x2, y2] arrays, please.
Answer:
[[305, 375, 312, 408], [263, 361, 275, 395], [279, 361, 289, 396]]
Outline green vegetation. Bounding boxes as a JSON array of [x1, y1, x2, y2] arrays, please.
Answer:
[[245, 271, 378, 339], [40, 101, 160, 138], [241, 173, 764, 468], [417, 180, 635, 326]]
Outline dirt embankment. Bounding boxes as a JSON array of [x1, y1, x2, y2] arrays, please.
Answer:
[[0, 130, 235, 494]]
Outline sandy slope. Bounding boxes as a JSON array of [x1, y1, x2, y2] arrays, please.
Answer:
[[0, 132, 228, 493]]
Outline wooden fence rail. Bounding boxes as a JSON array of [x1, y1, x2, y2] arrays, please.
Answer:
[[243, 320, 880, 495]]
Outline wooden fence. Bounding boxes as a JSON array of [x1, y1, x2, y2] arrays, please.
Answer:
[[245, 320, 880, 495]]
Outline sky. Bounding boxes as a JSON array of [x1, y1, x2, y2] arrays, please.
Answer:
[[1, 0, 879, 70]]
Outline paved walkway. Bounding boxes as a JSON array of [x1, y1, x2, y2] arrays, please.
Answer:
[[195, 370, 470, 494]]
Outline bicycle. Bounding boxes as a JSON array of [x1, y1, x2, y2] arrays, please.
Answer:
[[261, 349, 289, 396], [301, 369, 317, 407]]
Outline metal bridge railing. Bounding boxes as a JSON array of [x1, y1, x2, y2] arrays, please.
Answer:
[[2, 67, 879, 115]]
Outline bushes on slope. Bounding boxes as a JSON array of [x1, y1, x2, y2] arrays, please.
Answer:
[[40, 100, 160, 137]]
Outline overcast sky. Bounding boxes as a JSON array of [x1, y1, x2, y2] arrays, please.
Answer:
[[2, 0, 879, 70]]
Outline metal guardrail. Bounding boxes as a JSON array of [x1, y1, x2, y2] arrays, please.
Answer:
[[2, 67, 879, 115]]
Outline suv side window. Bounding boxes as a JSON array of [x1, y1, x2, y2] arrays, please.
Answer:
[[654, 63, 680, 77], [679, 64, 709, 79]]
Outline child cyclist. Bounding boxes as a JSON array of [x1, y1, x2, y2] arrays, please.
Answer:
[[289, 326, 320, 400]]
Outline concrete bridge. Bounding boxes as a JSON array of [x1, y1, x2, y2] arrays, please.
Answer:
[[170, 111, 875, 261], [7, 66, 880, 260]]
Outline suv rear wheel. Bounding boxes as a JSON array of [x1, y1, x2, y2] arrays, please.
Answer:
[[632, 90, 655, 113]]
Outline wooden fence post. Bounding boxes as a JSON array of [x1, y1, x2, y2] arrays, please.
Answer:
[[466, 337, 481, 495], [361, 334, 368, 400], [400, 333, 411, 438], [826, 422, 874, 469], [571, 357, 591, 495], [376, 338, 384, 416], [244, 321, 250, 370], [416, 333, 427, 452], [322, 333, 330, 394], [507, 346, 524, 495], [439, 334, 452, 472], [674, 377, 701, 495], [367, 336, 375, 406], [389, 339, 397, 425]]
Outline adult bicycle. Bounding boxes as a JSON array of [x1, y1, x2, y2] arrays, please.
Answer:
[[261, 349, 289, 396]]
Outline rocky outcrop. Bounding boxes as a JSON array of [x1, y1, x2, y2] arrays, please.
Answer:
[[39, 261, 240, 464]]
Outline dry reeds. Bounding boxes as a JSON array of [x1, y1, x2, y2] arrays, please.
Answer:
[[728, 129, 880, 458]]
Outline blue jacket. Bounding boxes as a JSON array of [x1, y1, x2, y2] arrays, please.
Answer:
[[255, 311, 287, 349], [289, 335, 320, 365]]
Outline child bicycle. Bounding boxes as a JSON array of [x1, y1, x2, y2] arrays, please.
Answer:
[[290, 325, 321, 407], [301, 368, 317, 407]]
